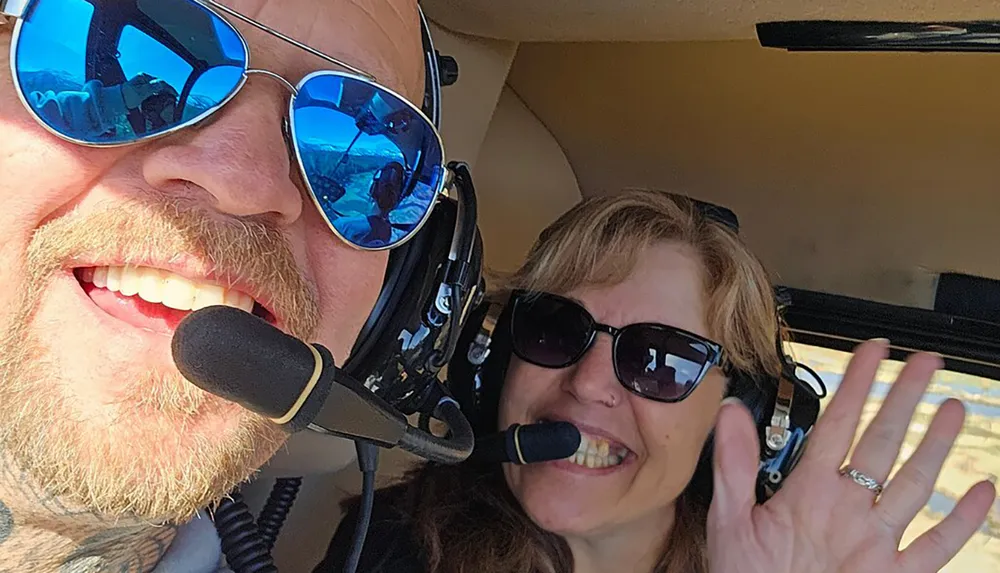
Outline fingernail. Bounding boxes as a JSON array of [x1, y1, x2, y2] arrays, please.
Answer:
[[721, 397, 743, 408], [869, 337, 890, 346]]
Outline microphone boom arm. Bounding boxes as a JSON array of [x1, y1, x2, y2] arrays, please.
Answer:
[[171, 305, 475, 463]]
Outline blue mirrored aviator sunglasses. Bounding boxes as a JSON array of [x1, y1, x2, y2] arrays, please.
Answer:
[[2, 0, 448, 251]]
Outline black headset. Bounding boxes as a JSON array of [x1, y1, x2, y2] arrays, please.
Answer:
[[340, 5, 484, 417], [444, 199, 826, 505], [214, 10, 484, 573]]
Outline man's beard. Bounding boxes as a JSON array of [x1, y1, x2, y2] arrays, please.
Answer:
[[0, 198, 321, 524]]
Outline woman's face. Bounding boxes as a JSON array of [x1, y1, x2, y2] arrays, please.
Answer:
[[499, 242, 727, 540]]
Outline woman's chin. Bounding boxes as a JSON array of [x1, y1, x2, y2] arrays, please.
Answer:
[[524, 502, 607, 538], [513, 474, 623, 537]]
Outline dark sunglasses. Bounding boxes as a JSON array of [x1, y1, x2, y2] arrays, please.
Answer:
[[3, 0, 448, 251], [509, 290, 724, 403]]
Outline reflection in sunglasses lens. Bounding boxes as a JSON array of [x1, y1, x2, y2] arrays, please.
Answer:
[[291, 73, 444, 250], [15, 0, 247, 144], [617, 326, 710, 401], [512, 295, 594, 367], [14, 0, 449, 252]]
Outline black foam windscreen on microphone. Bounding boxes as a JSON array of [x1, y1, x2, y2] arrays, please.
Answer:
[[470, 421, 581, 465], [171, 305, 333, 431]]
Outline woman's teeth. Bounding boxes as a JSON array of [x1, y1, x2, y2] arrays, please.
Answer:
[[568, 433, 627, 469], [80, 265, 256, 313]]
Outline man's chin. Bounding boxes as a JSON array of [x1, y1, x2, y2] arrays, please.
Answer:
[[11, 397, 286, 523], [0, 345, 287, 523]]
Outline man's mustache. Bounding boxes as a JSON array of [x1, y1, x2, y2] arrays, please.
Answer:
[[25, 198, 320, 339]]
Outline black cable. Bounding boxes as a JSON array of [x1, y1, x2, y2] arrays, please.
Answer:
[[418, 411, 433, 433], [396, 397, 474, 463], [257, 477, 303, 552], [793, 361, 829, 399], [344, 441, 379, 573], [213, 491, 278, 573]]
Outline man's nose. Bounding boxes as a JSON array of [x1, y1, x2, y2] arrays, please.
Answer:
[[141, 86, 303, 225]]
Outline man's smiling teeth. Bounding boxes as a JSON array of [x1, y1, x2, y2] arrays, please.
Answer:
[[569, 432, 628, 469], [80, 265, 255, 313]]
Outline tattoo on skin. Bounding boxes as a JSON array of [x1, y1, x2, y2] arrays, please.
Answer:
[[0, 451, 178, 572], [60, 526, 177, 573], [0, 458, 97, 520]]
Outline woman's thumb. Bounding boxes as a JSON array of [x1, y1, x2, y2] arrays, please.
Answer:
[[709, 397, 760, 529]]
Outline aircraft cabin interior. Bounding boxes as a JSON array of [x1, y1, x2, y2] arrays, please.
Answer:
[[233, 1, 1000, 571]]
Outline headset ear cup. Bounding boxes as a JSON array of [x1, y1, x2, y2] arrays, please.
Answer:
[[343, 199, 464, 412], [789, 369, 822, 430], [748, 363, 825, 503], [686, 370, 776, 506], [777, 368, 823, 477], [476, 304, 514, 434], [449, 301, 492, 416], [446, 299, 515, 436], [687, 434, 716, 508]]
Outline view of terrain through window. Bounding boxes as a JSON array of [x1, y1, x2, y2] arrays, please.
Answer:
[[784, 342, 1000, 572]]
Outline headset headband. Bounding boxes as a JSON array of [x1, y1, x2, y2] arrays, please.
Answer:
[[418, 5, 441, 129]]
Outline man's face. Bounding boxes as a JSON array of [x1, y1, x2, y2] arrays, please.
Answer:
[[0, 0, 423, 523]]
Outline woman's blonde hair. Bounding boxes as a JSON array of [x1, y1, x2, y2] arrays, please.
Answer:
[[498, 189, 782, 378], [357, 190, 784, 573]]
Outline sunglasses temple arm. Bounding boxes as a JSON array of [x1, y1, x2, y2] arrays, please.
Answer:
[[1, 0, 29, 18], [200, 0, 375, 81]]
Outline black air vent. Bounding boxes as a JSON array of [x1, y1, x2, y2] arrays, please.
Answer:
[[935, 273, 1000, 323], [779, 286, 1000, 380], [757, 20, 1000, 52]]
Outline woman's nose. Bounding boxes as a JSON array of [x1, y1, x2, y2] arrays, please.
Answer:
[[560, 335, 625, 408], [142, 85, 303, 226]]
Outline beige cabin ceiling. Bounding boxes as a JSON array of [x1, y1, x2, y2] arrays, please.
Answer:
[[504, 40, 1000, 308], [421, 0, 1000, 42]]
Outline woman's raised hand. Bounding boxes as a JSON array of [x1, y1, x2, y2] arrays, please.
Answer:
[[707, 338, 996, 573]]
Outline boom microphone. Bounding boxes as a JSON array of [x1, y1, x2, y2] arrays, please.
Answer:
[[171, 305, 474, 463], [470, 422, 581, 465]]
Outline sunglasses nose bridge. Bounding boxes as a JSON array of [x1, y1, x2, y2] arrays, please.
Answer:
[[593, 322, 619, 340], [577, 323, 616, 362], [237, 70, 299, 166], [246, 68, 299, 96]]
